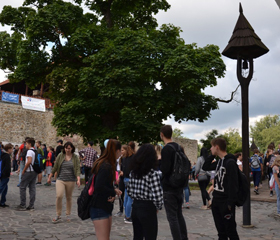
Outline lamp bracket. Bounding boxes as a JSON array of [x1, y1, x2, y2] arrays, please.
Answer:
[[237, 57, 253, 86]]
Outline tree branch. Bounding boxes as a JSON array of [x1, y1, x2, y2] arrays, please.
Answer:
[[215, 84, 240, 103]]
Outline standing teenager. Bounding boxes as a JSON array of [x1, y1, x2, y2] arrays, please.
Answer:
[[90, 139, 122, 240], [16, 138, 38, 211], [272, 156, 280, 216], [160, 125, 188, 240], [195, 147, 211, 210], [0, 143, 13, 207], [202, 138, 239, 240], [48, 142, 81, 223], [127, 144, 163, 240], [121, 144, 134, 223]]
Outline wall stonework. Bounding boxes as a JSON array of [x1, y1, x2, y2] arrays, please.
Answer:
[[0, 101, 59, 147], [173, 137, 198, 164], [0, 101, 198, 159]]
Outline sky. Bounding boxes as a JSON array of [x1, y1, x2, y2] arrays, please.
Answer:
[[1, 0, 280, 143]]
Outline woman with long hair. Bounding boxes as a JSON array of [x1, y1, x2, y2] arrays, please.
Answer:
[[272, 155, 280, 216], [48, 142, 81, 223], [90, 139, 122, 240], [127, 144, 163, 240], [195, 147, 211, 210], [121, 144, 134, 223]]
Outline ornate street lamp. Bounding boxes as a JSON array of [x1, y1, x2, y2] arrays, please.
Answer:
[[222, 3, 269, 226]]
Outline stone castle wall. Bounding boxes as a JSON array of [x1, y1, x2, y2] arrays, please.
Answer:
[[0, 100, 60, 148], [0, 101, 198, 160], [173, 137, 198, 164]]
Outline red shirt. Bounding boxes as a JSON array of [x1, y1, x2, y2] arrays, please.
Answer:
[[19, 143, 24, 161], [46, 152, 52, 167]]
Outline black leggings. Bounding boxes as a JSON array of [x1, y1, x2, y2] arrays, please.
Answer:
[[198, 177, 211, 205], [118, 177, 125, 212], [132, 200, 158, 240]]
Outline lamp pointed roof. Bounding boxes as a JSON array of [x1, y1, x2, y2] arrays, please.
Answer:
[[222, 3, 269, 60], [250, 138, 258, 151]]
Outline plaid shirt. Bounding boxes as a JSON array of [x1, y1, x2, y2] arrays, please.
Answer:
[[79, 147, 97, 168], [127, 169, 163, 210]]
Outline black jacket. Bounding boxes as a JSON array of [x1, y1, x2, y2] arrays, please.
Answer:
[[91, 162, 116, 214], [1, 152, 11, 179], [160, 142, 183, 192], [202, 154, 239, 206], [121, 155, 134, 179]]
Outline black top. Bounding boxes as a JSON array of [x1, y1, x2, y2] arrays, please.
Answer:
[[91, 162, 116, 214], [203, 154, 239, 206], [160, 142, 182, 192], [1, 152, 11, 179], [121, 155, 134, 179], [55, 145, 64, 157]]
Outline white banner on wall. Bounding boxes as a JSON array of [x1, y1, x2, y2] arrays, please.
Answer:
[[21, 96, 46, 112]]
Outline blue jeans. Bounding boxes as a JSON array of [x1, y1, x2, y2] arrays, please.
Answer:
[[275, 181, 280, 214], [183, 186, 189, 203], [124, 178, 133, 218], [0, 178, 10, 205], [252, 171, 261, 187], [19, 161, 25, 184]]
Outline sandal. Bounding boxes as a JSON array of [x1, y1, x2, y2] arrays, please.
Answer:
[[52, 216, 61, 224], [66, 215, 71, 222]]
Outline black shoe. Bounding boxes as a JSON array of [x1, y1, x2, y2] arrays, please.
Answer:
[[15, 205, 26, 211], [0, 204, 9, 208], [270, 191, 273, 197], [26, 206, 34, 211], [36, 182, 42, 185]]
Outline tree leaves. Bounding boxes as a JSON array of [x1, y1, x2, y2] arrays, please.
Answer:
[[0, 0, 226, 144]]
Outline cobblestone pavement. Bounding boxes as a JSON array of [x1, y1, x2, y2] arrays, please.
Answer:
[[0, 173, 280, 240]]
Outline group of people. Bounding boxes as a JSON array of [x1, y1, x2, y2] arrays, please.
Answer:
[[1, 125, 280, 240], [87, 125, 245, 240]]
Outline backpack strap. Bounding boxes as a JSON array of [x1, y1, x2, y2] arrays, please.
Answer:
[[165, 143, 179, 152], [28, 149, 37, 172]]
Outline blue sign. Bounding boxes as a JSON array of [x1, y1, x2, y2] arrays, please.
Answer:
[[1, 91, 19, 104]]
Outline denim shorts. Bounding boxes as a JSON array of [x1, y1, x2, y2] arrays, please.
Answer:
[[90, 207, 111, 221]]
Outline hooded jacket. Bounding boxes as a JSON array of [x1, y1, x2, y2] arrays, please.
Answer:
[[1, 151, 11, 179], [202, 154, 239, 206]]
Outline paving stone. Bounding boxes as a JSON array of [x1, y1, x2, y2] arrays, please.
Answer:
[[1, 173, 280, 240]]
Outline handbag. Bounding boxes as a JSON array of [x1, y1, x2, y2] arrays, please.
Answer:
[[77, 174, 95, 220], [197, 174, 208, 182]]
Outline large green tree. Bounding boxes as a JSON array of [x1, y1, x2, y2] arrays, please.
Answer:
[[0, 0, 226, 144], [200, 128, 242, 154], [250, 115, 280, 152]]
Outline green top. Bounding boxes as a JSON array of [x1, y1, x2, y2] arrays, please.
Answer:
[[51, 152, 81, 177], [37, 147, 44, 157]]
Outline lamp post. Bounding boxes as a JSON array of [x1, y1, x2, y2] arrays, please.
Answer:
[[222, 3, 269, 226]]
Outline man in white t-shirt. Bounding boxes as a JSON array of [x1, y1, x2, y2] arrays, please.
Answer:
[[16, 138, 38, 211]]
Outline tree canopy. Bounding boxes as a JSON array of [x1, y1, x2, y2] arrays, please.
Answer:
[[0, 0, 226, 144], [200, 128, 242, 154], [172, 128, 187, 139], [250, 115, 280, 152]]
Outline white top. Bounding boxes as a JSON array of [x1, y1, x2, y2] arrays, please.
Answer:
[[26, 148, 35, 172], [116, 157, 121, 171], [237, 160, 242, 166]]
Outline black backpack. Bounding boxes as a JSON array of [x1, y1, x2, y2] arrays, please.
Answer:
[[167, 144, 190, 188], [77, 174, 95, 220], [228, 159, 250, 207], [29, 149, 42, 174]]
